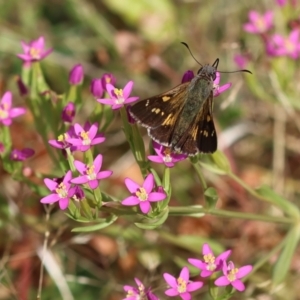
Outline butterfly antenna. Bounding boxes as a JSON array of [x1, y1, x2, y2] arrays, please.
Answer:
[[219, 69, 252, 75], [181, 42, 203, 67]]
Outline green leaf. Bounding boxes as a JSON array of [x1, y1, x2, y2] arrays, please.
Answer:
[[135, 208, 169, 229], [256, 185, 300, 218], [199, 162, 227, 175], [71, 215, 118, 232], [272, 225, 300, 285], [204, 187, 219, 209], [211, 151, 230, 173]]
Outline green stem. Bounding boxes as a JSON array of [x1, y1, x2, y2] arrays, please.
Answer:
[[169, 206, 293, 224], [192, 161, 207, 190], [228, 172, 270, 203]]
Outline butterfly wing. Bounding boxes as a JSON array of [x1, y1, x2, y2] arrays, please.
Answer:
[[129, 82, 189, 145], [174, 92, 217, 154]]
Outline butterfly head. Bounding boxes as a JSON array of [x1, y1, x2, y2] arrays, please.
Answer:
[[196, 58, 219, 80]]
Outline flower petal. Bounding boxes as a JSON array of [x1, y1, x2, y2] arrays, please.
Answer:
[[165, 288, 179, 296], [122, 196, 140, 206], [143, 173, 154, 193], [74, 160, 87, 174], [88, 123, 98, 139], [236, 265, 253, 278], [179, 267, 189, 281], [248, 10, 259, 22], [1, 91, 12, 107], [147, 155, 164, 164], [216, 249, 232, 264], [125, 178, 140, 193], [232, 279, 245, 291], [91, 136, 106, 145], [59, 198, 69, 210], [44, 178, 57, 191], [97, 170, 113, 180], [122, 81, 134, 99], [93, 154, 103, 173], [88, 179, 99, 189], [163, 273, 177, 288], [40, 193, 60, 204], [186, 281, 203, 292], [9, 107, 26, 118], [139, 201, 151, 214], [202, 243, 212, 255], [179, 292, 191, 300], [147, 192, 166, 202], [188, 258, 205, 270], [71, 175, 89, 185], [214, 275, 230, 287]]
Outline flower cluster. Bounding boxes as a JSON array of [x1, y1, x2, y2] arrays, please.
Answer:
[[123, 243, 253, 299], [242, 7, 300, 60]]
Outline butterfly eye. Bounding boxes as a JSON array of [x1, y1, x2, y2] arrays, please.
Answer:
[[212, 72, 217, 81]]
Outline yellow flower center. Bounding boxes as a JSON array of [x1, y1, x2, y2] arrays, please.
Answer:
[[285, 39, 295, 53], [177, 277, 187, 293], [80, 131, 91, 145], [163, 148, 173, 163], [0, 108, 8, 119], [203, 253, 217, 271], [114, 88, 125, 104], [136, 187, 148, 201], [126, 289, 135, 297], [29, 47, 41, 59], [254, 17, 266, 32], [55, 182, 68, 198], [227, 267, 239, 282], [86, 165, 96, 180]]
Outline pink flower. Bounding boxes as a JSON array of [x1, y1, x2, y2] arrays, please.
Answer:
[[62, 102, 76, 123], [49, 125, 77, 151], [97, 81, 139, 110], [121, 173, 166, 214], [67, 122, 105, 152], [69, 64, 84, 85], [213, 72, 231, 97], [214, 261, 253, 292], [17, 36, 53, 62], [243, 11, 273, 34], [163, 267, 203, 300], [0, 91, 26, 126], [188, 243, 231, 278], [73, 186, 85, 201], [101, 73, 116, 91], [71, 154, 112, 189], [181, 70, 195, 83], [123, 278, 158, 300], [233, 54, 250, 69], [148, 141, 187, 167], [10, 148, 35, 161], [270, 29, 300, 59], [40, 171, 76, 210], [90, 78, 104, 98]]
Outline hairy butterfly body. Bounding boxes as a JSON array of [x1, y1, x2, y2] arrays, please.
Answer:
[[129, 59, 220, 156]]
